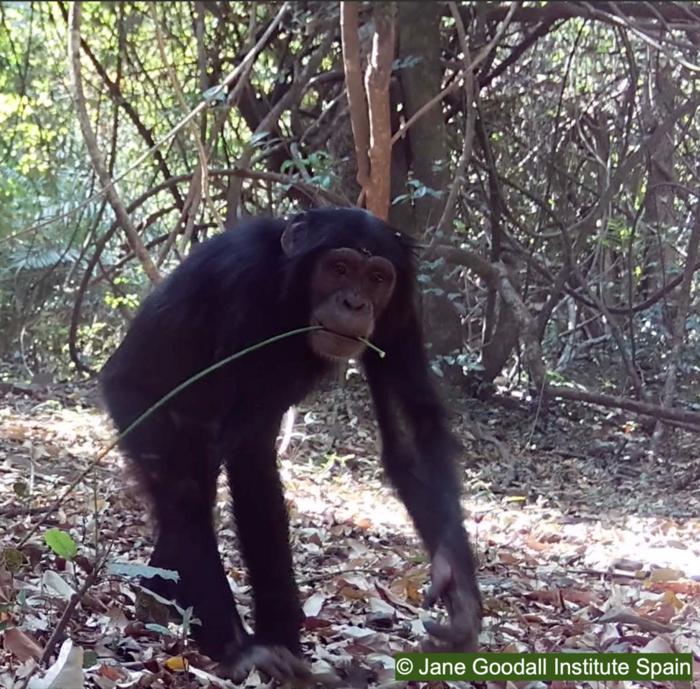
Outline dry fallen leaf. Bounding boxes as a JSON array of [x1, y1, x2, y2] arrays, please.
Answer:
[[303, 591, 327, 617], [28, 639, 83, 689], [3, 627, 43, 662], [650, 567, 685, 582], [597, 606, 675, 633], [164, 655, 188, 671]]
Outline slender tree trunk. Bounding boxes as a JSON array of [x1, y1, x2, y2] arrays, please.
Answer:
[[395, 2, 463, 364]]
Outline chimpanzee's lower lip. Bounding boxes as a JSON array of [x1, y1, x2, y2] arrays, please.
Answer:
[[312, 321, 362, 343]]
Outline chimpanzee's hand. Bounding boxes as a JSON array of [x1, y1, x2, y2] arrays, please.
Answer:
[[423, 545, 482, 651], [219, 644, 311, 684]]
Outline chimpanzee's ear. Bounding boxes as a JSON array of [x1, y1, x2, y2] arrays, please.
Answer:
[[280, 212, 313, 257]]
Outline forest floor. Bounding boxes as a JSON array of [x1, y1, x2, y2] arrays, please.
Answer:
[[0, 376, 699, 689]]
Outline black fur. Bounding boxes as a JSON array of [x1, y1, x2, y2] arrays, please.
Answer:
[[101, 208, 479, 664]]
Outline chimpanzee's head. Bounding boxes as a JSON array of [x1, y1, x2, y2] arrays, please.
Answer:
[[281, 208, 415, 360]]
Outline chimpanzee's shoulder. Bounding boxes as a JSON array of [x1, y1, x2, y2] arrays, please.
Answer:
[[192, 217, 286, 257]]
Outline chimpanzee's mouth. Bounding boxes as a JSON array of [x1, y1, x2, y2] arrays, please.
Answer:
[[312, 320, 362, 343], [310, 321, 366, 359]]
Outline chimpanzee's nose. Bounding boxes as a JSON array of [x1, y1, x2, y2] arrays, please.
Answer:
[[342, 293, 367, 311]]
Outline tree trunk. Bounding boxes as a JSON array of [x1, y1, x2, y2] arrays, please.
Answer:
[[394, 2, 463, 365]]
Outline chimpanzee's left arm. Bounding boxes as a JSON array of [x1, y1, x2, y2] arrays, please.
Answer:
[[363, 315, 482, 650]]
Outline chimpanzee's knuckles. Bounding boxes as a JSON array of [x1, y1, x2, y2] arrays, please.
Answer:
[[219, 644, 311, 683], [424, 587, 482, 652], [423, 619, 479, 652]]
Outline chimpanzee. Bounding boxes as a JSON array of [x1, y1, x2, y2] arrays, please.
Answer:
[[100, 208, 481, 681]]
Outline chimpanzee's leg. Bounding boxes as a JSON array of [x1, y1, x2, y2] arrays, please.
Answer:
[[222, 410, 303, 653], [106, 387, 248, 659]]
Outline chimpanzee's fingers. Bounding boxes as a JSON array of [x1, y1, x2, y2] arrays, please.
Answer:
[[424, 553, 453, 608], [221, 645, 312, 683], [283, 650, 314, 679], [423, 617, 479, 651], [424, 588, 481, 652], [423, 618, 473, 643]]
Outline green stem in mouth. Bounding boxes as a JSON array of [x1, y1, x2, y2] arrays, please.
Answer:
[[317, 322, 386, 359], [359, 337, 386, 358]]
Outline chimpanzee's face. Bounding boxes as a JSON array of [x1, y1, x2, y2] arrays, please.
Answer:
[[307, 247, 396, 359], [279, 208, 409, 360]]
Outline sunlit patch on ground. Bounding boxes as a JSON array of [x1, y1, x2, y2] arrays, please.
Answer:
[[1, 382, 698, 687]]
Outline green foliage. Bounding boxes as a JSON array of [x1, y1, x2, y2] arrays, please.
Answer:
[[2, 547, 26, 575], [4, 246, 80, 273], [545, 369, 567, 384], [44, 528, 78, 560], [281, 150, 338, 189], [103, 276, 140, 311], [431, 351, 481, 379], [0, 0, 697, 395], [393, 179, 443, 206], [145, 622, 175, 637]]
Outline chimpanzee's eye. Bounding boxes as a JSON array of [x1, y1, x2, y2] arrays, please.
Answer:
[[334, 262, 348, 276]]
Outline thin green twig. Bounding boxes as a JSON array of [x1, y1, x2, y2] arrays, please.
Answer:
[[18, 325, 385, 546]]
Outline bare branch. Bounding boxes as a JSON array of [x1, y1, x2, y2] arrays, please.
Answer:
[[4, 2, 291, 248], [67, 2, 161, 283], [364, 4, 395, 219], [391, 1, 519, 146], [653, 203, 700, 442], [340, 2, 370, 190], [435, 4, 477, 238], [549, 385, 700, 429]]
